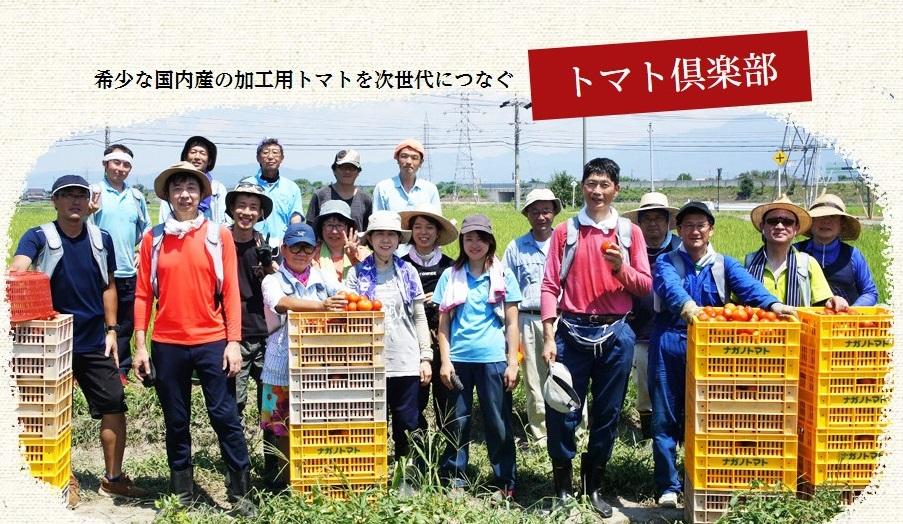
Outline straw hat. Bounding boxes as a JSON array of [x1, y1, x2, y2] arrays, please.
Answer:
[[225, 182, 273, 221], [805, 192, 861, 241], [521, 188, 562, 216], [750, 194, 811, 235], [358, 210, 412, 244], [154, 161, 212, 201], [399, 205, 458, 246], [622, 192, 678, 228]]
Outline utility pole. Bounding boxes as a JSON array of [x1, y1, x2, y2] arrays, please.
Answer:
[[104, 125, 110, 148], [449, 93, 482, 202], [648, 122, 655, 191], [582, 117, 587, 168], [423, 115, 433, 181], [716, 168, 722, 212], [500, 98, 531, 210]]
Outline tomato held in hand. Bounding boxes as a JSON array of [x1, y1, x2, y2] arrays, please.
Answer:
[[600, 241, 616, 252], [345, 301, 358, 311]]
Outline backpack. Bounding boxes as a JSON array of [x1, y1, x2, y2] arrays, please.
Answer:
[[265, 270, 297, 335], [130, 187, 150, 232], [35, 222, 109, 285], [652, 251, 728, 313], [559, 215, 633, 284], [149, 222, 224, 304]]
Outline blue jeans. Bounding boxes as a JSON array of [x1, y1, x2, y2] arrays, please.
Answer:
[[546, 317, 635, 468], [648, 328, 686, 496], [440, 361, 516, 488], [152, 339, 251, 472], [387, 375, 422, 459]]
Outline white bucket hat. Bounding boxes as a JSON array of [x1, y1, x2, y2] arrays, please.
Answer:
[[521, 188, 562, 216], [543, 362, 582, 414], [358, 210, 412, 245]]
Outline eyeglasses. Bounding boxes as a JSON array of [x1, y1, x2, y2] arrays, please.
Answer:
[[287, 244, 316, 255], [765, 217, 797, 227], [56, 191, 89, 200]]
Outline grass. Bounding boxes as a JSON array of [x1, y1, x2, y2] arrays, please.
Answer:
[[9, 200, 887, 522]]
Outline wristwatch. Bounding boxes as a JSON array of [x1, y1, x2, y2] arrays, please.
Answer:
[[106, 324, 120, 335]]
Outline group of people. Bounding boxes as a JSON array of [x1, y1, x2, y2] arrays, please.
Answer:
[[12, 135, 879, 517]]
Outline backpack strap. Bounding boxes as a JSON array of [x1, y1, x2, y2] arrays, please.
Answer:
[[615, 217, 632, 267], [35, 222, 64, 277], [85, 223, 110, 286], [150, 224, 166, 298], [653, 251, 727, 312], [206, 222, 224, 306], [558, 216, 581, 285], [130, 186, 150, 233]]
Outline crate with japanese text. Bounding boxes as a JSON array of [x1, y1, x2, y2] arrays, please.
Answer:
[[686, 377, 797, 435], [10, 314, 74, 381], [19, 427, 72, 489], [797, 307, 892, 374], [798, 386, 887, 431], [688, 319, 800, 380], [289, 422, 387, 463], [685, 432, 797, 490], [799, 427, 881, 486]]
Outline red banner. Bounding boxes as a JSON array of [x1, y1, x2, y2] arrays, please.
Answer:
[[528, 31, 811, 120]]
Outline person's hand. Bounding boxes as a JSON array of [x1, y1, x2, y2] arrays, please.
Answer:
[[419, 360, 432, 386], [422, 292, 434, 303], [223, 342, 242, 378], [771, 303, 798, 319], [503, 363, 519, 391], [255, 241, 274, 267], [543, 338, 557, 364], [601, 243, 623, 273], [344, 228, 364, 261], [826, 296, 850, 312], [324, 295, 348, 311], [439, 361, 455, 390], [680, 300, 702, 324], [105, 331, 119, 370], [87, 189, 102, 215], [133, 346, 151, 382]]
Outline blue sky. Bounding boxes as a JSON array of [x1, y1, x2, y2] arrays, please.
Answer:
[[26, 93, 846, 190]]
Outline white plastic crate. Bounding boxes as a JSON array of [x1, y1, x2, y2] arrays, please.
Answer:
[[288, 366, 386, 397], [11, 315, 73, 346], [289, 341, 385, 368], [14, 373, 73, 409], [10, 315, 74, 380], [289, 397, 387, 424]]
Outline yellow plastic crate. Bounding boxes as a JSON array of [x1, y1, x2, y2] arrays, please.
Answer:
[[797, 307, 893, 374], [685, 432, 797, 490], [798, 386, 887, 430], [799, 368, 888, 407], [688, 320, 800, 380], [290, 480, 385, 499], [20, 427, 72, 489], [798, 427, 882, 486], [289, 421, 388, 458]]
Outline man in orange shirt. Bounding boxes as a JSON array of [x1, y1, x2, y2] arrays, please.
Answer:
[[132, 162, 254, 517]]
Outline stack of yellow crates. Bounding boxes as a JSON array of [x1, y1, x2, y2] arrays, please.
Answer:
[[11, 314, 74, 506], [684, 315, 801, 524], [286, 311, 388, 498], [797, 307, 892, 504]]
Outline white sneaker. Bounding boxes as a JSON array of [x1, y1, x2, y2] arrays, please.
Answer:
[[658, 491, 678, 508]]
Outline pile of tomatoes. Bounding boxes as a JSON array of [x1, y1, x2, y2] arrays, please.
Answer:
[[695, 303, 789, 322], [337, 291, 383, 312], [821, 306, 876, 328]]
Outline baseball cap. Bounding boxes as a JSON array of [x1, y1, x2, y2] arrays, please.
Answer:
[[543, 362, 582, 414], [676, 201, 715, 225], [51, 175, 90, 196], [459, 214, 493, 235], [283, 223, 317, 247], [332, 149, 362, 169]]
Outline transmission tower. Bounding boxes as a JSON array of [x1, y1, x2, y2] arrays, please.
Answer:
[[423, 114, 433, 181], [777, 124, 821, 206], [448, 93, 482, 203]]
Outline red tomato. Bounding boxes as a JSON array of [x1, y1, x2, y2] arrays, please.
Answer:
[[346, 292, 361, 303], [763, 311, 778, 322], [371, 299, 383, 311], [733, 309, 749, 322], [697, 312, 710, 322], [345, 301, 358, 311], [714, 314, 727, 322], [357, 299, 374, 311], [601, 241, 616, 252]]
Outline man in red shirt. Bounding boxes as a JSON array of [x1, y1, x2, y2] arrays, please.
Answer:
[[540, 158, 652, 517]]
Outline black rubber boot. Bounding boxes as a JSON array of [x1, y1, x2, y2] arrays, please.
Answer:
[[225, 467, 258, 518], [262, 431, 287, 492], [639, 410, 653, 441], [581, 454, 612, 519], [551, 459, 574, 506], [170, 467, 194, 507]]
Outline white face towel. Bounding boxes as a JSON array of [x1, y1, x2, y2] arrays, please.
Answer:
[[163, 212, 205, 239]]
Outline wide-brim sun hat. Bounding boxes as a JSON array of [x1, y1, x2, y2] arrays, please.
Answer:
[[225, 182, 274, 221], [622, 191, 678, 229], [520, 188, 562, 216], [805, 191, 861, 241], [358, 210, 412, 244], [399, 205, 459, 246], [750, 194, 812, 236], [154, 161, 212, 201], [543, 362, 582, 414]]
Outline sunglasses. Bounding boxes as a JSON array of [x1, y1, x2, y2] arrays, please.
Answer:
[[765, 217, 797, 227], [287, 244, 316, 255]]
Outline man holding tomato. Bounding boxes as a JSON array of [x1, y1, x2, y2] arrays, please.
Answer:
[[649, 201, 794, 508], [539, 158, 651, 517]]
